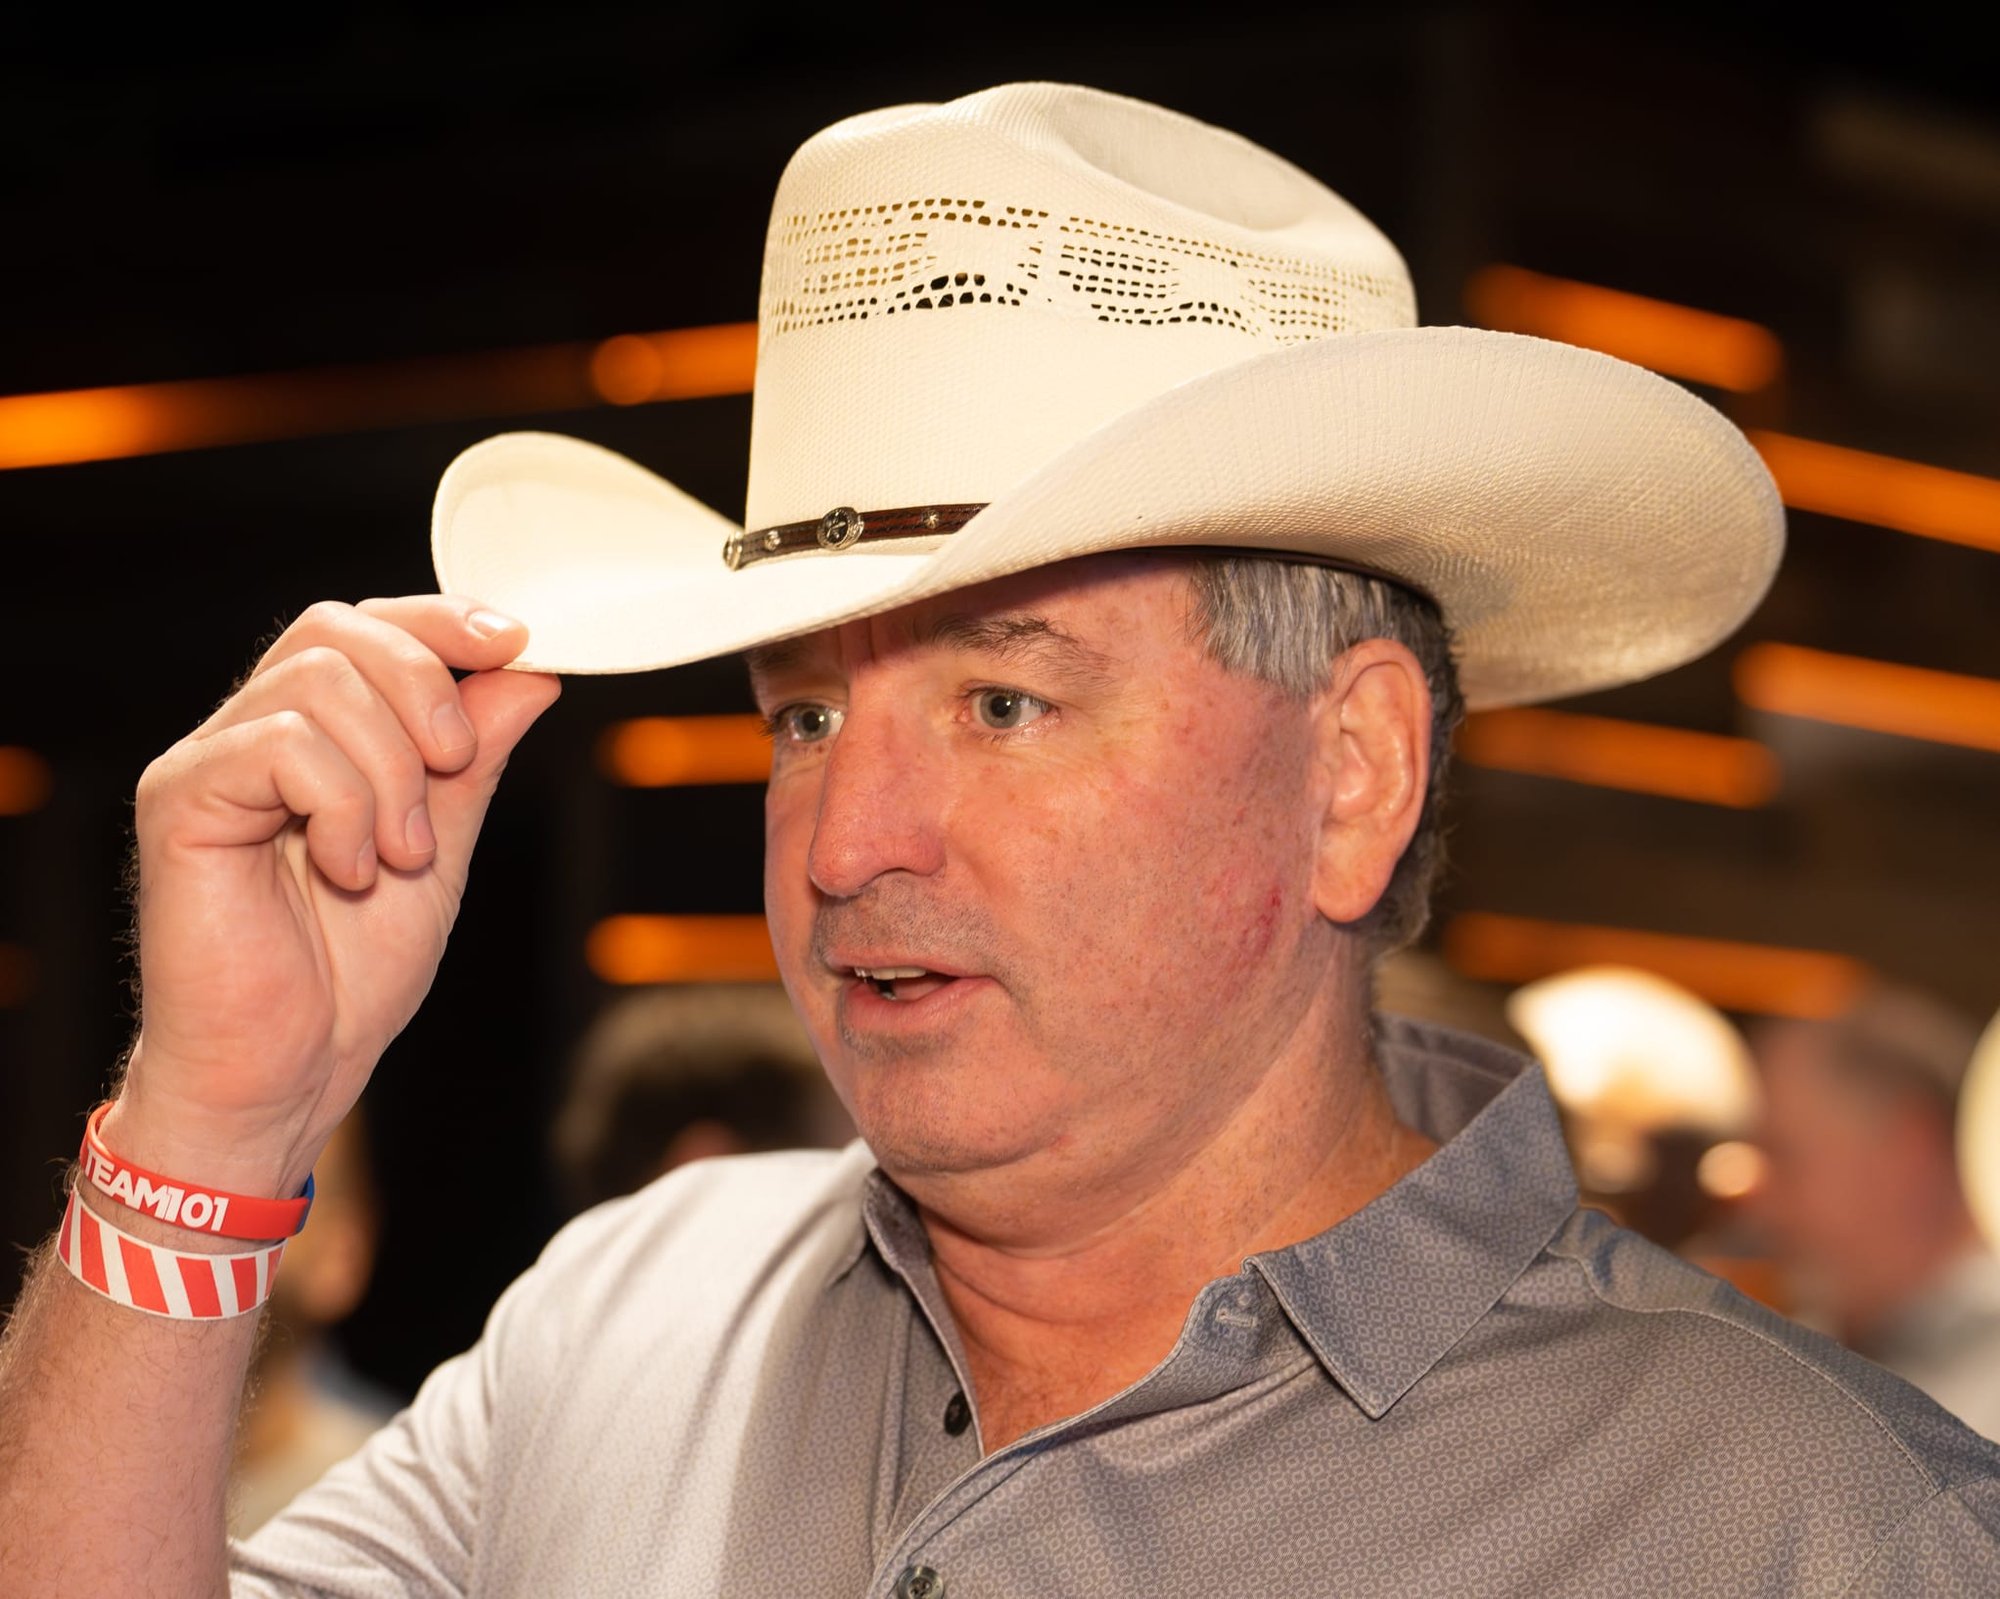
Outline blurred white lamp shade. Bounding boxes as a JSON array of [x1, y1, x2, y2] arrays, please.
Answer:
[[1957, 1007, 2000, 1251], [1505, 964, 1760, 1135]]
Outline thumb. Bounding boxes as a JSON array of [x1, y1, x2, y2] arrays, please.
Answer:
[[427, 667, 562, 855]]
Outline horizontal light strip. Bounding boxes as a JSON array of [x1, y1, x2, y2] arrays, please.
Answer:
[[0, 323, 757, 471], [1443, 912, 1867, 1019], [598, 715, 771, 787], [1747, 431, 2000, 554], [1456, 709, 1778, 808], [0, 747, 53, 816], [0, 943, 36, 1009], [587, 914, 777, 984], [587, 327, 757, 406], [1734, 643, 2000, 755], [1464, 264, 1783, 392]]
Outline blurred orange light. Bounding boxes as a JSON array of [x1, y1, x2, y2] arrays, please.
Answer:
[[0, 747, 53, 815], [1697, 1140, 1768, 1201], [589, 335, 666, 406], [597, 715, 772, 787], [0, 322, 756, 472], [0, 943, 36, 1009], [1747, 431, 2000, 554], [1734, 643, 2000, 755], [1457, 709, 1778, 808], [588, 324, 757, 406], [1464, 265, 1783, 393], [1443, 912, 1868, 1019], [587, 915, 778, 984]]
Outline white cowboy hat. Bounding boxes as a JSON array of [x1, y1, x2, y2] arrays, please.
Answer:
[[432, 81, 1784, 709]]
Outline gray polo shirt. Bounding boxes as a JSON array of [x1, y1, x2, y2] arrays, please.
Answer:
[[232, 1017, 2000, 1596]]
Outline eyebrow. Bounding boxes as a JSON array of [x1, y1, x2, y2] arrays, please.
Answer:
[[744, 612, 1118, 693], [743, 637, 813, 684], [918, 612, 1118, 689]]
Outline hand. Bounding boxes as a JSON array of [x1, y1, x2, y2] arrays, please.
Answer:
[[103, 596, 561, 1196]]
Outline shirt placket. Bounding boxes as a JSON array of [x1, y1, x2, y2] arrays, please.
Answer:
[[863, 1269, 1307, 1599]]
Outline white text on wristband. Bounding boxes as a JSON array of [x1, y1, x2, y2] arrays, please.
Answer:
[[57, 1187, 283, 1320], [81, 1145, 233, 1231], [79, 1100, 314, 1240]]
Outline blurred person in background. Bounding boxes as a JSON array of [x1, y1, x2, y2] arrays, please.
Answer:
[[551, 983, 853, 1213], [231, 1112, 398, 1534], [1752, 982, 2000, 1439]]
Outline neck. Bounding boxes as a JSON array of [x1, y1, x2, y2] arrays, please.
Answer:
[[911, 1007, 1436, 1450]]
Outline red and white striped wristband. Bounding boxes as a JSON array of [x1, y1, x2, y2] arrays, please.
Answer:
[[56, 1186, 283, 1320]]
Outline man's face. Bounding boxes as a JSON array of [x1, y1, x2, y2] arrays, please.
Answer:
[[750, 554, 1352, 1201]]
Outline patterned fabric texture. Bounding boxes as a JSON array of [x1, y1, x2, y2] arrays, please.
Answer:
[[231, 1016, 2000, 1596]]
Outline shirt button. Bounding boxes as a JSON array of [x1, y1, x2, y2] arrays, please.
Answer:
[[942, 1392, 972, 1435], [896, 1564, 946, 1599]]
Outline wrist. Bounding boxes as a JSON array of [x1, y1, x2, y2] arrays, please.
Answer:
[[98, 1082, 318, 1202]]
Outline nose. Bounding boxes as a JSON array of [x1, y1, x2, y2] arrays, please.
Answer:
[[805, 698, 948, 899]]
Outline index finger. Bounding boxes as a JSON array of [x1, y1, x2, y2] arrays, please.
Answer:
[[352, 594, 532, 670], [252, 595, 529, 683], [236, 597, 528, 773]]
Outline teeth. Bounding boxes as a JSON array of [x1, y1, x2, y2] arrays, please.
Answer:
[[854, 965, 929, 980]]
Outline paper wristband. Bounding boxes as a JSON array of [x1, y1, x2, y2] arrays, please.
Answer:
[[57, 1187, 282, 1320], [79, 1101, 313, 1240]]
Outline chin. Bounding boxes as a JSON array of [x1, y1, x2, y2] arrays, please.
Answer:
[[845, 1074, 1065, 1183]]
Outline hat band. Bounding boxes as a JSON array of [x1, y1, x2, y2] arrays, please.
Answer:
[[724, 503, 987, 570]]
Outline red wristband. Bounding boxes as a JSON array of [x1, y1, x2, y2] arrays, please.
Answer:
[[78, 1102, 315, 1240]]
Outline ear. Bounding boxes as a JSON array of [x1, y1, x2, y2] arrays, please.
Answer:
[[1309, 639, 1433, 927]]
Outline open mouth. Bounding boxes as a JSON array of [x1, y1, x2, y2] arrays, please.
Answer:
[[851, 965, 957, 1003]]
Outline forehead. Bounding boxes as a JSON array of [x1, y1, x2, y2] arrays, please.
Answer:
[[744, 551, 1199, 683]]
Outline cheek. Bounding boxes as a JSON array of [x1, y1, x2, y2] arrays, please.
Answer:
[[1163, 719, 1312, 921], [1027, 716, 1310, 986]]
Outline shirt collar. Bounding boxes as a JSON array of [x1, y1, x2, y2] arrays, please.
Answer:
[[1248, 1015, 1578, 1417], [830, 1016, 1579, 1420]]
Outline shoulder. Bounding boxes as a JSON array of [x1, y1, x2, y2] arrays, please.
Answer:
[[1525, 1206, 2000, 1585], [488, 1142, 877, 1362], [1536, 1208, 2000, 1485]]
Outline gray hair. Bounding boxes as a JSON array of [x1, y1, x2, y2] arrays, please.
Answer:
[[1183, 554, 1464, 955]]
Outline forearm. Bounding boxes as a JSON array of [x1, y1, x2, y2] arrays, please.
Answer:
[[0, 597, 551, 1597], [0, 1204, 261, 1599]]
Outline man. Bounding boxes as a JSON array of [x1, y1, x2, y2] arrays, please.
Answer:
[[1753, 983, 2000, 1439], [3, 82, 1997, 1596]]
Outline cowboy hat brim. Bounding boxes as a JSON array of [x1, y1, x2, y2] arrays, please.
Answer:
[[432, 325, 1783, 710]]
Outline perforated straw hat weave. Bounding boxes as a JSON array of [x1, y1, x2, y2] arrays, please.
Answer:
[[433, 81, 1784, 709]]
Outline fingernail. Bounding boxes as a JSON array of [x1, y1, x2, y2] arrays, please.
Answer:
[[433, 702, 476, 754], [468, 608, 521, 640], [405, 804, 436, 856]]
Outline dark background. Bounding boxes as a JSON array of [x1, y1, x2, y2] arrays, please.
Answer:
[[4, 4, 1997, 1397]]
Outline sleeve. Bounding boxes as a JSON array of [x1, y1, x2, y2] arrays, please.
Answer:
[[1838, 1476, 2000, 1598], [225, 1194, 638, 1598]]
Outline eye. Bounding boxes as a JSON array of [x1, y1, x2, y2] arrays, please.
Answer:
[[769, 703, 844, 745], [972, 688, 1050, 731]]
